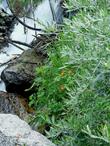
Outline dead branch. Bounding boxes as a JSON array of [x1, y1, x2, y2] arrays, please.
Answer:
[[6, 0, 45, 32], [8, 38, 33, 48], [8, 40, 25, 51]]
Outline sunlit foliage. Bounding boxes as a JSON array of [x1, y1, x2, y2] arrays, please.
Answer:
[[29, 0, 110, 146]]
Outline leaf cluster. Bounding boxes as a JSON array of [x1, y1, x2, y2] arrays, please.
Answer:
[[29, 0, 110, 146]]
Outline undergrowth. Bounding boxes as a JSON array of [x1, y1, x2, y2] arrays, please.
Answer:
[[29, 0, 110, 145]]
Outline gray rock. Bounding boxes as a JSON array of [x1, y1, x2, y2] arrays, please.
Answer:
[[0, 114, 56, 146], [1, 49, 45, 96], [55, 0, 63, 24], [0, 91, 33, 120]]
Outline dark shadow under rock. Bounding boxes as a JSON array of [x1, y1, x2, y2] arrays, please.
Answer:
[[1, 49, 45, 96]]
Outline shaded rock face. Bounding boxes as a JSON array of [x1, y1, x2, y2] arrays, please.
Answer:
[[0, 8, 15, 48], [0, 91, 33, 120], [55, 0, 63, 24], [0, 114, 56, 146], [1, 49, 45, 96]]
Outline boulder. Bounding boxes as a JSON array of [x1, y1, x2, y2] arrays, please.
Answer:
[[1, 49, 45, 95], [0, 91, 34, 120], [0, 114, 56, 146]]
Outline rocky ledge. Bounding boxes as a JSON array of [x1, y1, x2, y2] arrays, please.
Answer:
[[0, 91, 34, 120], [1, 49, 45, 96], [0, 114, 56, 146], [1, 33, 56, 96]]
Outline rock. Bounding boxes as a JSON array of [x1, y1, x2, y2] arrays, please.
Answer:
[[1, 49, 45, 95], [55, 0, 63, 24], [0, 91, 34, 120], [0, 114, 56, 146]]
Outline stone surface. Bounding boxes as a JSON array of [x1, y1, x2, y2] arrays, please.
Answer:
[[0, 114, 56, 146], [1, 49, 45, 95], [0, 91, 34, 120], [55, 0, 63, 24]]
